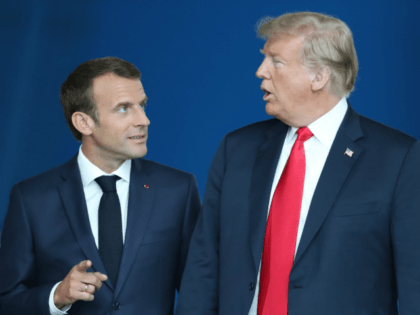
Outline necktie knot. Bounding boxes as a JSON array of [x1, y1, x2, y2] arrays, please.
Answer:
[[95, 175, 120, 192], [296, 126, 313, 143]]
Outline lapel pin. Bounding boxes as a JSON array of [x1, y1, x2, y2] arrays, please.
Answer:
[[144, 184, 149, 189], [344, 148, 354, 157]]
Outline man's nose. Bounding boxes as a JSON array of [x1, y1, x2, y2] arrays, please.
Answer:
[[256, 59, 270, 79], [134, 107, 150, 127]]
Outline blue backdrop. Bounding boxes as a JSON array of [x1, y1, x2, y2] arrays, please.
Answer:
[[1, 0, 419, 230]]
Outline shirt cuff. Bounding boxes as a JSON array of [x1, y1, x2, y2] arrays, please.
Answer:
[[48, 282, 72, 315]]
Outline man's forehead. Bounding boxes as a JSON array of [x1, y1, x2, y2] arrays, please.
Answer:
[[265, 33, 303, 46], [92, 73, 145, 103], [93, 73, 143, 92], [262, 35, 304, 56], [93, 72, 141, 85]]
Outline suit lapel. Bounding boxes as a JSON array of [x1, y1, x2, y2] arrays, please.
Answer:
[[249, 121, 289, 272], [294, 106, 364, 265], [114, 158, 156, 297], [57, 155, 111, 290]]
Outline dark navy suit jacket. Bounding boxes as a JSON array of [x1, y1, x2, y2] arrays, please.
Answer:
[[176, 105, 420, 315], [0, 155, 201, 315]]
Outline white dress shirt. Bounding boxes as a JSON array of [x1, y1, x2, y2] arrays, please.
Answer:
[[248, 97, 348, 315], [48, 146, 131, 315]]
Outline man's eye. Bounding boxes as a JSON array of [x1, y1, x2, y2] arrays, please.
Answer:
[[273, 59, 281, 64], [118, 107, 127, 113], [140, 104, 147, 110]]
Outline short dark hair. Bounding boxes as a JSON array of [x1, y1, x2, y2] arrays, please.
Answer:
[[60, 57, 141, 141]]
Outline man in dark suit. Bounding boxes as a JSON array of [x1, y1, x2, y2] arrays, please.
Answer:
[[0, 57, 201, 314], [176, 12, 420, 315]]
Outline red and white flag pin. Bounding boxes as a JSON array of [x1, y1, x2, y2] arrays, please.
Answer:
[[144, 184, 150, 189], [344, 148, 354, 157]]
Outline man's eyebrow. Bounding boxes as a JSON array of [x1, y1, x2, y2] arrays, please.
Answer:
[[114, 96, 148, 110], [140, 96, 148, 105], [260, 49, 281, 57], [114, 101, 133, 109]]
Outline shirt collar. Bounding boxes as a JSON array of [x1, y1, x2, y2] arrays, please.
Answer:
[[77, 146, 131, 187], [285, 97, 348, 147]]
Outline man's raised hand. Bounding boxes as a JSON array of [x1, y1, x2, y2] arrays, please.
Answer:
[[54, 260, 108, 310]]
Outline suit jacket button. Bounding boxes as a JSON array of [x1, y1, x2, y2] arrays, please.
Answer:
[[249, 283, 255, 291], [113, 301, 120, 310]]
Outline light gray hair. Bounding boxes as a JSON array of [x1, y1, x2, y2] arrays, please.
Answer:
[[257, 12, 358, 98]]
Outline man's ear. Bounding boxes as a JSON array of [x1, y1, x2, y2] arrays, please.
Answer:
[[310, 67, 331, 92], [71, 112, 95, 136]]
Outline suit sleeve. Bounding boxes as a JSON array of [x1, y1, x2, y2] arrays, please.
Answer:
[[0, 184, 54, 315], [176, 137, 227, 315], [176, 173, 202, 291], [391, 140, 420, 313]]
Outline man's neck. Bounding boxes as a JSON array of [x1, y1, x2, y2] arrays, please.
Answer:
[[293, 94, 342, 128], [81, 145, 125, 174]]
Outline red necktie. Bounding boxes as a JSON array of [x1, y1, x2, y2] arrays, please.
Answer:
[[257, 127, 313, 315]]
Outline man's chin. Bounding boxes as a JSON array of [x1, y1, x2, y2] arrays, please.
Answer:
[[133, 148, 148, 159], [265, 105, 291, 125], [121, 147, 147, 160], [265, 103, 278, 118]]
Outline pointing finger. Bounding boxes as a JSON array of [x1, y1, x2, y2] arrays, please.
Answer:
[[75, 260, 92, 273]]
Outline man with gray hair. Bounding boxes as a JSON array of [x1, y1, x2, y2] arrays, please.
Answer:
[[176, 12, 420, 315]]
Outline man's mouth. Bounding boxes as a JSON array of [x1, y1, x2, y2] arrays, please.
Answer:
[[129, 135, 146, 140], [262, 88, 272, 99]]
